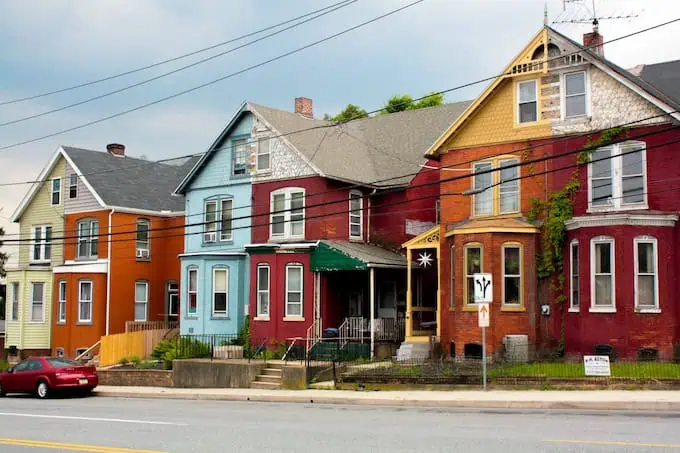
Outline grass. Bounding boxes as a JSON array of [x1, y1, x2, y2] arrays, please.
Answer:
[[489, 362, 680, 379]]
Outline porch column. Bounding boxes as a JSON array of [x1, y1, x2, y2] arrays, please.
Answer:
[[406, 251, 412, 339], [369, 267, 375, 359]]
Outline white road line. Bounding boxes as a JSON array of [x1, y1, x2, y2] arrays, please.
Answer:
[[0, 412, 186, 426]]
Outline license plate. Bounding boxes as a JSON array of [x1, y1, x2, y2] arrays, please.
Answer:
[[79, 378, 88, 385]]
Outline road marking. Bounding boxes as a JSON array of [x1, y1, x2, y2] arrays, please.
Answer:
[[0, 412, 186, 426], [0, 438, 166, 453], [546, 439, 680, 449]]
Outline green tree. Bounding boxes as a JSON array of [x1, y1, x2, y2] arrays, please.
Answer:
[[324, 104, 368, 122], [412, 92, 444, 109], [379, 92, 444, 115], [0, 227, 7, 278]]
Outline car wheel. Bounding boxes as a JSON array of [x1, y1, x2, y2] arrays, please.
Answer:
[[36, 380, 50, 399]]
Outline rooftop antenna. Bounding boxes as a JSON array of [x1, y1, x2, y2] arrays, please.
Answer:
[[544, 1, 549, 26], [553, 0, 641, 30]]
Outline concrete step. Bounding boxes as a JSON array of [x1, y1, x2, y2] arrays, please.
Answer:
[[265, 361, 285, 370], [255, 375, 281, 384], [251, 381, 281, 390], [261, 368, 283, 376]]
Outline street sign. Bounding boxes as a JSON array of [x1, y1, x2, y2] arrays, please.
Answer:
[[478, 303, 490, 328], [473, 273, 493, 303], [583, 355, 611, 376]]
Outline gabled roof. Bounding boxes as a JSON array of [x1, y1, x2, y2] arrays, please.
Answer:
[[630, 59, 680, 107], [249, 100, 471, 187]]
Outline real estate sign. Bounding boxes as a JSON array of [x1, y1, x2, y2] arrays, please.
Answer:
[[583, 355, 611, 377]]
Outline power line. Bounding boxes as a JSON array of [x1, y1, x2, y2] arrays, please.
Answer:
[[0, 0, 426, 151], [0, 0, 360, 128], [0, 0, 357, 107]]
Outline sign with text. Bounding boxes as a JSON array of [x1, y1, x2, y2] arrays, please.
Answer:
[[583, 355, 611, 377], [473, 273, 493, 303], [478, 303, 490, 328]]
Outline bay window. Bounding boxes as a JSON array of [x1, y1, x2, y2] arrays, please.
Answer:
[[634, 236, 659, 311], [212, 268, 228, 318], [569, 241, 579, 311], [78, 280, 93, 323], [285, 264, 303, 318], [58, 280, 66, 324], [464, 245, 482, 306], [135, 281, 148, 322], [590, 237, 615, 311], [187, 268, 198, 316], [257, 264, 270, 318], [502, 244, 521, 306], [30, 282, 45, 322]]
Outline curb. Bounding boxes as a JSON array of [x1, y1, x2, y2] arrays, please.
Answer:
[[93, 390, 680, 411]]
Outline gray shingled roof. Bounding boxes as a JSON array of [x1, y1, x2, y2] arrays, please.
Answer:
[[637, 60, 680, 106], [249, 101, 472, 187], [62, 146, 198, 211]]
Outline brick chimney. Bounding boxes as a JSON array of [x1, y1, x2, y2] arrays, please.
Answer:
[[294, 97, 313, 118], [106, 143, 125, 157], [583, 31, 604, 57]]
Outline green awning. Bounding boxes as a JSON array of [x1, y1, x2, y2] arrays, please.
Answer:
[[310, 240, 407, 272]]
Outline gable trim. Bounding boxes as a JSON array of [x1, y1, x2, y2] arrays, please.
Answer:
[[60, 147, 107, 209]]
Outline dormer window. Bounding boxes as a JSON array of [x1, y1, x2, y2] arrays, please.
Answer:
[[517, 80, 538, 124]]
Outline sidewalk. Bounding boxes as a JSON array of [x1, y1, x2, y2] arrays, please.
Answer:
[[94, 386, 680, 411]]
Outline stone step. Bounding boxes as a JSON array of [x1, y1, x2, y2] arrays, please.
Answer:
[[251, 381, 281, 390], [255, 375, 281, 384], [261, 368, 283, 376], [265, 361, 285, 370]]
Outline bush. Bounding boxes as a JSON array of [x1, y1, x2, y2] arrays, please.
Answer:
[[151, 340, 176, 360], [151, 338, 212, 369], [118, 357, 130, 366]]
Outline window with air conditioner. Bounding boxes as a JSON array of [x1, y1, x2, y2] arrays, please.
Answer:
[[136, 219, 150, 259]]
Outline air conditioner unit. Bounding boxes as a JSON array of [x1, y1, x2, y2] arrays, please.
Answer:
[[204, 232, 216, 242], [136, 249, 149, 258], [503, 334, 529, 364]]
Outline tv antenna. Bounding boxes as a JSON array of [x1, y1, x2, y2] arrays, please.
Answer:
[[553, 0, 640, 30]]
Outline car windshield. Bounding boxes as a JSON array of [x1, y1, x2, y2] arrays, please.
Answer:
[[46, 358, 79, 368]]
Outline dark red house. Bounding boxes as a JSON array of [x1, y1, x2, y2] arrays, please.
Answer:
[[243, 98, 470, 357]]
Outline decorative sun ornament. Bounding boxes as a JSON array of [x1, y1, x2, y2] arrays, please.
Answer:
[[417, 251, 433, 268]]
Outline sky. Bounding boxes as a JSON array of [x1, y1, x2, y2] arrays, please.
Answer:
[[1, 0, 679, 264]]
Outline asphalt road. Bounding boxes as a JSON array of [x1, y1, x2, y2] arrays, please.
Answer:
[[0, 395, 679, 452]]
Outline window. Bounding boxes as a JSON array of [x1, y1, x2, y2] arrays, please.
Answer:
[[502, 245, 521, 306], [256, 138, 271, 172], [589, 141, 646, 210], [31, 225, 52, 263], [634, 237, 658, 311], [204, 201, 218, 242], [464, 245, 482, 306], [570, 241, 579, 311], [220, 200, 233, 241], [257, 264, 270, 318], [77, 219, 99, 259], [499, 159, 519, 214], [135, 281, 148, 322], [564, 71, 586, 118], [473, 162, 493, 216], [517, 80, 538, 123], [285, 264, 303, 317], [58, 281, 66, 324], [212, 269, 228, 317], [78, 280, 93, 323], [136, 219, 150, 259], [590, 237, 614, 311], [187, 268, 198, 316], [69, 174, 78, 199], [167, 282, 179, 317], [472, 158, 520, 217], [30, 282, 45, 322], [10, 282, 19, 321], [232, 138, 248, 176], [55, 348, 65, 358], [349, 191, 363, 240], [51, 178, 61, 206], [270, 188, 305, 239]]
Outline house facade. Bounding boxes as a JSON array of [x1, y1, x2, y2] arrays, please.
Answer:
[[174, 104, 254, 337], [426, 26, 680, 359]]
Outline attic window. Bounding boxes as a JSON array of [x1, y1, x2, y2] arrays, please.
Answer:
[[232, 138, 248, 176], [531, 43, 561, 61]]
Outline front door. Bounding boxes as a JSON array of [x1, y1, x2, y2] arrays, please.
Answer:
[[378, 281, 397, 319], [348, 291, 362, 317]]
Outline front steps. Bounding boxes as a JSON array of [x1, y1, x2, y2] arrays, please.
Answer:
[[251, 362, 283, 389]]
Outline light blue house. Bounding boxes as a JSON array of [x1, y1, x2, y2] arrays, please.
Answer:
[[174, 102, 256, 336]]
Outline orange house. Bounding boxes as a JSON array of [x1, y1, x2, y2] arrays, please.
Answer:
[[48, 144, 196, 357]]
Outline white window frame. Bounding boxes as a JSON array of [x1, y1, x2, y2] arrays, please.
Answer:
[[590, 236, 615, 313], [212, 268, 229, 318], [256, 137, 271, 172], [77, 219, 99, 259], [231, 138, 248, 176], [167, 281, 179, 317], [134, 281, 148, 322], [498, 158, 520, 215], [569, 240, 579, 312], [270, 188, 306, 240], [136, 219, 150, 259], [587, 141, 648, 212], [204, 200, 218, 243], [256, 264, 270, 319], [472, 161, 494, 217], [31, 225, 52, 263], [634, 236, 659, 313], [69, 174, 78, 199], [50, 177, 61, 206], [517, 79, 538, 124], [349, 190, 363, 240], [285, 263, 304, 319], [78, 280, 93, 323], [29, 282, 45, 323], [187, 268, 198, 317], [220, 199, 233, 241], [501, 244, 522, 307], [10, 282, 19, 321], [58, 280, 67, 324], [562, 70, 589, 119]]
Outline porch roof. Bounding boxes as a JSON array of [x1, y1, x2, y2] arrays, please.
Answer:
[[310, 240, 407, 272], [445, 217, 539, 236]]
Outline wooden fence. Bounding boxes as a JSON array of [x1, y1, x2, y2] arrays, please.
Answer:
[[100, 328, 176, 367], [125, 320, 179, 333]]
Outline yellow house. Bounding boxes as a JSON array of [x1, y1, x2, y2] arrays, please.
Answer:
[[5, 153, 66, 358]]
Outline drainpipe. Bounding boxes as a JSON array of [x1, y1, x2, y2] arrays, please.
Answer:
[[105, 208, 115, 336]]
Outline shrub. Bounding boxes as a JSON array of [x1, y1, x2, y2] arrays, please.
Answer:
[[130, 356, 142, 367], [151, 338, 212, 369], [151, 340, 177, 360], [118, 357, 130, 366]]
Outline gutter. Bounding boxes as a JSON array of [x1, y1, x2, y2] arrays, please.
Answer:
[[106, 208, 115, 336]]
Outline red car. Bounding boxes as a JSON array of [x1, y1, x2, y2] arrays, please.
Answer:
[[0, 357, 98, 399]]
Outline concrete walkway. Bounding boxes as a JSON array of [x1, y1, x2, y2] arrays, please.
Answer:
[[94, 386, 680, 411]]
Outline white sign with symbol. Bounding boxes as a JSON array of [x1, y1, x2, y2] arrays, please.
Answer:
[[473, 273, 493, 303], [478, 303, 490, 328], [583, 355, 611, 376]]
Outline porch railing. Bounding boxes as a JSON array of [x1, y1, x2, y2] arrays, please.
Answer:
[[339, 317, 366, 347], [306, 318, 323, 353], [125, 320, 179, 333], [338, 317, 405, 343]]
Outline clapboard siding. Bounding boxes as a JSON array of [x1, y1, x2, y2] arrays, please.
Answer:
[[64, 162, 102, 214]]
